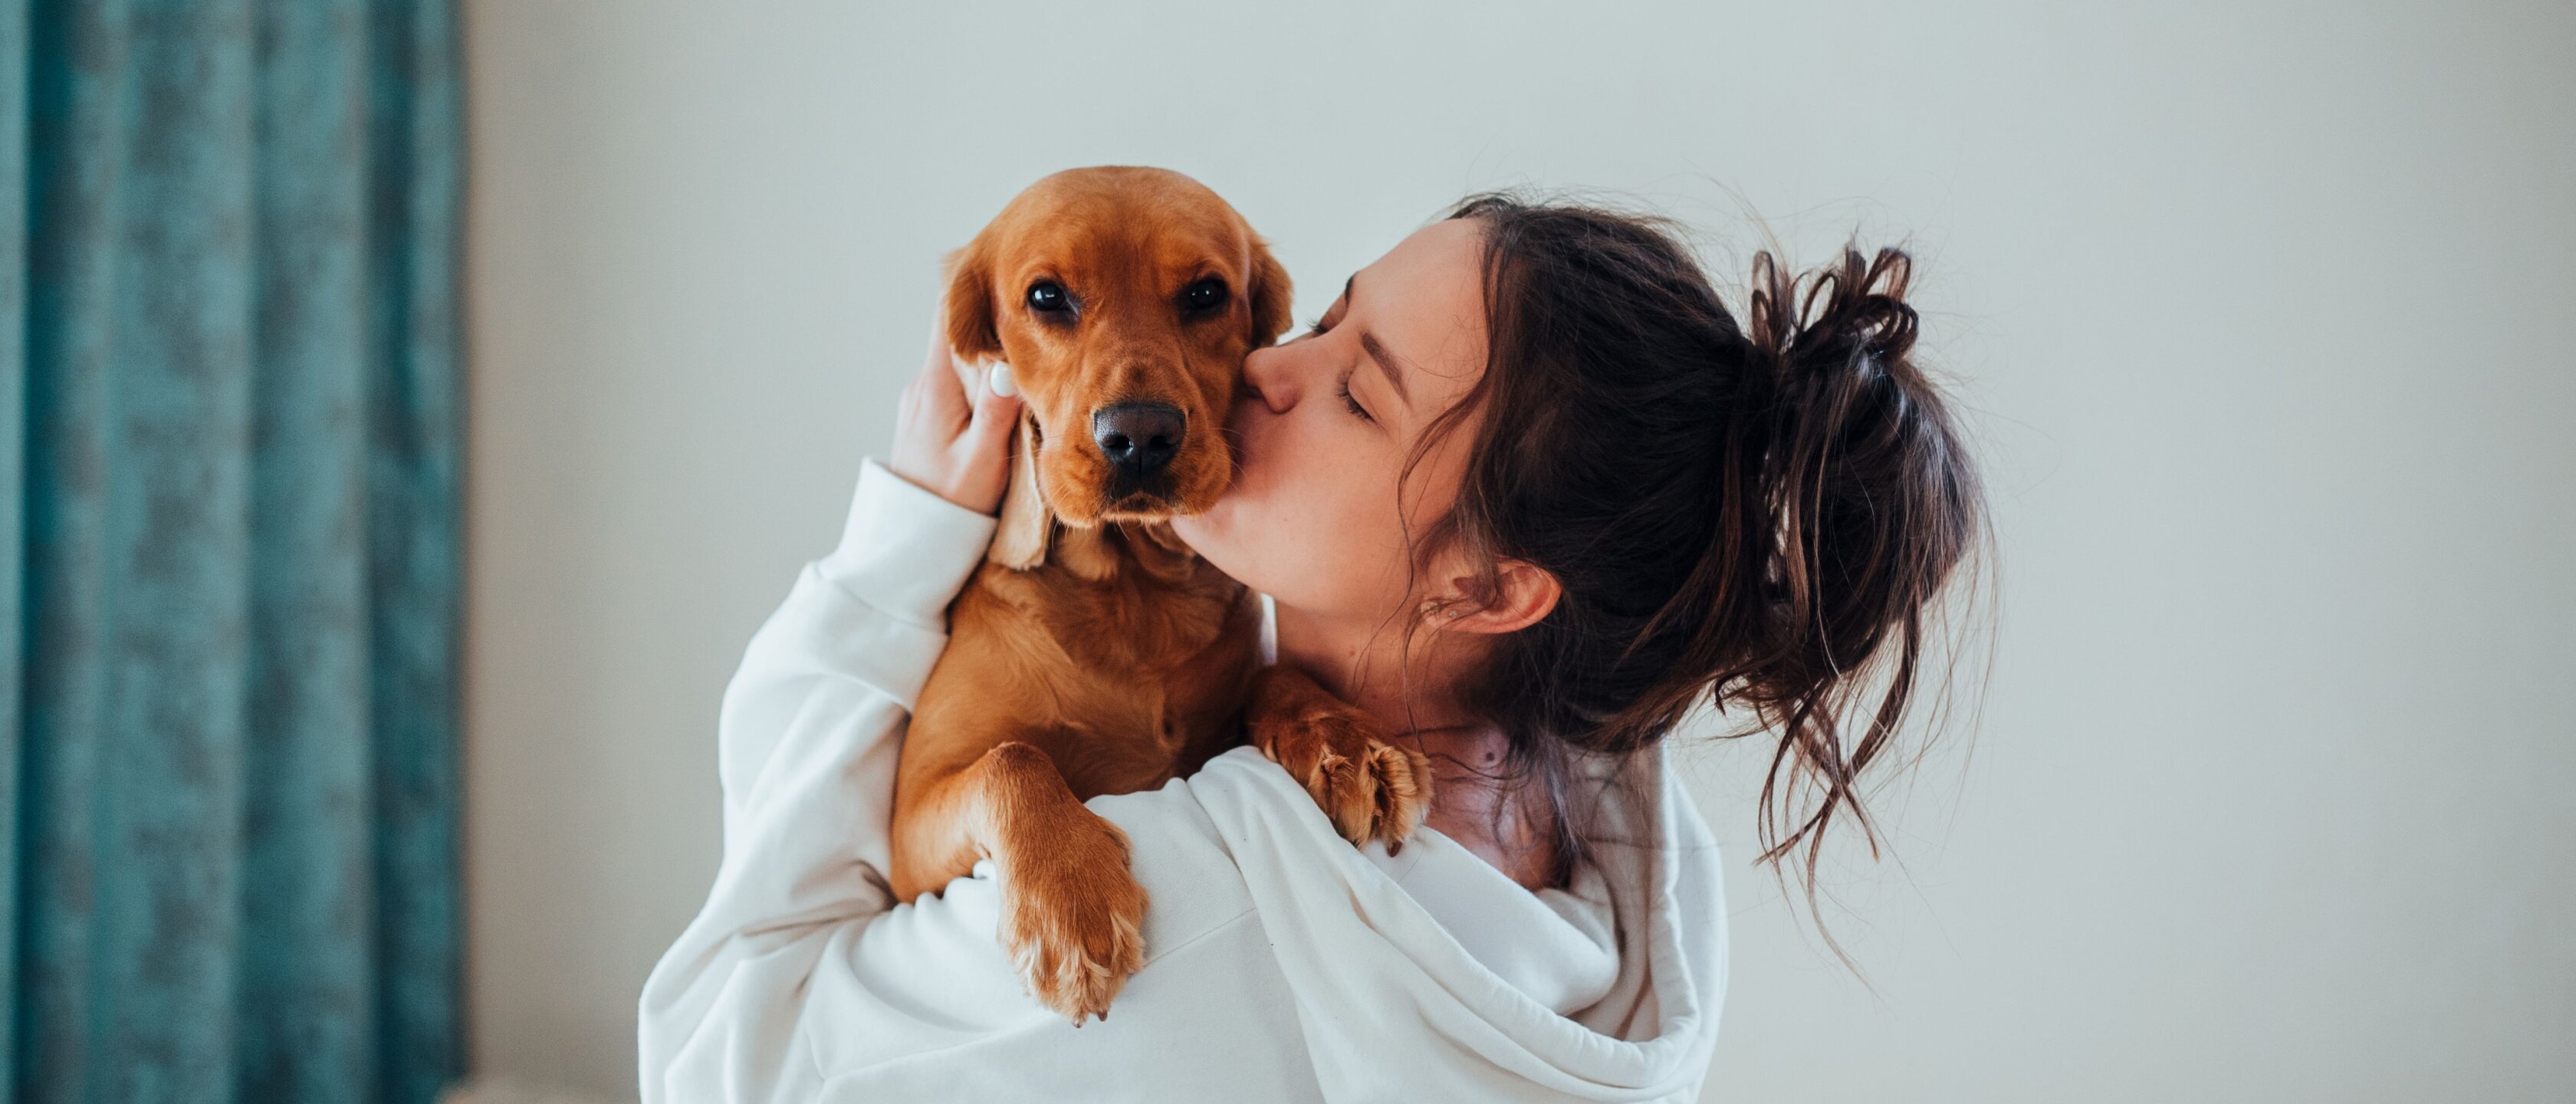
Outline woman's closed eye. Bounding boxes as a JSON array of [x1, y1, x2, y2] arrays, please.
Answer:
[[1336, 370, 1374, 422]]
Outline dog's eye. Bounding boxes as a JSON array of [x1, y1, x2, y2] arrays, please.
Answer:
[[1027, 281, 1072, 314], [1182, 278, 1228, 313]]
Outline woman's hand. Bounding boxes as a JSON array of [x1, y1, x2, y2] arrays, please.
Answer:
[[887, 308, 1022, 515]]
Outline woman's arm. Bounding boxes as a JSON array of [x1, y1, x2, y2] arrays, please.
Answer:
[[637, 461, 990, 1104], [637, 320, 1022, 1103]]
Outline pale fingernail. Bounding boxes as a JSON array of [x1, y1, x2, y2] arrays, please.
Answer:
[[988, 363, 1018, 398]]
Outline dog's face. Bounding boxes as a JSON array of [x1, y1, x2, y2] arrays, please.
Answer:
[[946, 166, 1290, 530]]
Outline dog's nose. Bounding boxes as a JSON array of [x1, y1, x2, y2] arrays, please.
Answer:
[[1092, 402, 1185, 476]]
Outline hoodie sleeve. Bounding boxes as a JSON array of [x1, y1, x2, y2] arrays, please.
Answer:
[[636, 458, 999, 1104]]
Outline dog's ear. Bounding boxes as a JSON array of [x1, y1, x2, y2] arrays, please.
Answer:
[[944, 234, 1003, 363], [1247, 232, 1293, 349], [987, 416, 1052, 569], [948, 232, 1048, 568]]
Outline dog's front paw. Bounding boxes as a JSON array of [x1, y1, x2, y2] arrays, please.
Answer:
[[997, 816, 1148, 1025], [1253, 699, 1433, 853]]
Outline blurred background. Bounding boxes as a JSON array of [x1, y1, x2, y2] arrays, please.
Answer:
[[8, 1, 2571, 1102]]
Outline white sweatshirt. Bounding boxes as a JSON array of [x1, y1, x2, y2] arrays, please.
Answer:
[[636, 459, 1730, 1103]]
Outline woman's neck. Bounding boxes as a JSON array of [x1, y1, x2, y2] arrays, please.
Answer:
[[1271, 602, 1563, 889]]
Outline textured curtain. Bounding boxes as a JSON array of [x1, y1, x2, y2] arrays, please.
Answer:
[[0, 2, 462, 1102]]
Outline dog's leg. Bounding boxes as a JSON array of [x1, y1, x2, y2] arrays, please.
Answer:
[[891, 741, 1148, 1024], [1246, 666, 1434, 852]]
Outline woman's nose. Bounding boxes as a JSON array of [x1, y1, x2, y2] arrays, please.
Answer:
[[1241, 345, 1297, 415]]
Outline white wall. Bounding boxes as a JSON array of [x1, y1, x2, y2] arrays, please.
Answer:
[[460, 2, 2576, 1099]]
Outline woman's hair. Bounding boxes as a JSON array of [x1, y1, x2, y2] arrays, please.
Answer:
[[1410, 194, 1986, 896]]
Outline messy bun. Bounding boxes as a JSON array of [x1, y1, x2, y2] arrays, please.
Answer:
[[1419, 196, 1986, 895]]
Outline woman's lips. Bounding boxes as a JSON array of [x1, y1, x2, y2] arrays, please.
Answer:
[[1216, 395, 1261, 494]]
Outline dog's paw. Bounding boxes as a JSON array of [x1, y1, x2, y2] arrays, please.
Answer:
[[997, 818, 1148, 1025], [1253, 702, 1433, 852]]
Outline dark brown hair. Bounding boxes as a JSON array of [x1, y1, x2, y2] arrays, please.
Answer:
[[1411, 194, 1986, 899]]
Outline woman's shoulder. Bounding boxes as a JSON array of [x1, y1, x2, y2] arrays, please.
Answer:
[[1083, 744, 1418, 963], [1081, 749, 1276, 957]]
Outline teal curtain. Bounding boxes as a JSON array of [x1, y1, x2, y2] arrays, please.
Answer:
[[0, 2, 462, 1102]]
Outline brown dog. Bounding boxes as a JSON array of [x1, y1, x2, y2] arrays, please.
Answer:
[[889, 167, 1429, 1024]]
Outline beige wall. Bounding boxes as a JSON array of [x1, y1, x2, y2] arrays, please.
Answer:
[[461, 2, 2576, 1099]]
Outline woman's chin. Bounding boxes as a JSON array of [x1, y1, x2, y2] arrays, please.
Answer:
[[1171, 502, 1251, 577], [1169, 508, 1222, 557]]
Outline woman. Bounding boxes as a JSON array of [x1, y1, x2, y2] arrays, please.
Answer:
[[639, 196, 1983, 1102]]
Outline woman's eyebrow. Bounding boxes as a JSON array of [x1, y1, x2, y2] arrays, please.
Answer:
[[1359, 331, 1413, 408], [1344, 271, 1413, 409]]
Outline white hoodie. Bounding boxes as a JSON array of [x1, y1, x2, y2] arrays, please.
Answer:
[[637, 459, 1729, 1102]]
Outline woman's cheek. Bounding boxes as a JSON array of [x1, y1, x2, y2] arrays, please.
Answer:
[[1278, 459, 1392, 618], [1253, 429, 1352, 609]]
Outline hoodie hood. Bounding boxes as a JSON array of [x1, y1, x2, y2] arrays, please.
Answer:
[[1190, 744, 1729, 1102]]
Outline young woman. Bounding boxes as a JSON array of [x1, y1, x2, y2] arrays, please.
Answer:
[[639, 196, 1983, 1102]]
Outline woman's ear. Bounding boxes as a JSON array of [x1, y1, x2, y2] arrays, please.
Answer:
[[1247, 232, 1293, 348], [944, 235, 1002, 362], [1424, 557, 1562, 636]]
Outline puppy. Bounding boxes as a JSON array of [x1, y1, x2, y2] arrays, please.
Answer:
[[890, 167, 1428, 1024]]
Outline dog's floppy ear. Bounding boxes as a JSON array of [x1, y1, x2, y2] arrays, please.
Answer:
[[944, 235, 1004, 363], [987, 416, 1052, 569], [946, 232, 1051, 568], [1247, 232, 1293, 349]]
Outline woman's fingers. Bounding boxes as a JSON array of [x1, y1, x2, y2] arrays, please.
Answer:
[[890, 302, 1017, 514], [966, 365, 1020, 445], [913, 310, 971, 428], [956, 363, 1024, 502]]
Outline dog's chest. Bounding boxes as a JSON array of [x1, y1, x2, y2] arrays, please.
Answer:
[[995, 559, 1260, 798]]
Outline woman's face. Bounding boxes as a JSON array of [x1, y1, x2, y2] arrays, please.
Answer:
[[1171, 219, 1489, 625]]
